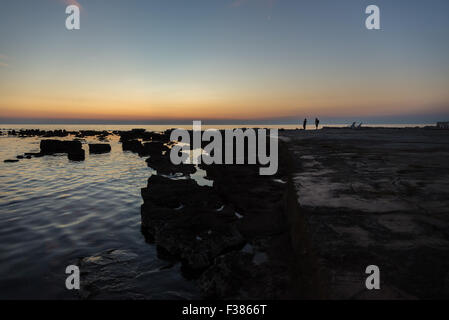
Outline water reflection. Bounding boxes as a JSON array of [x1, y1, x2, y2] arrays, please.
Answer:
[[0, 134, 199, 299]]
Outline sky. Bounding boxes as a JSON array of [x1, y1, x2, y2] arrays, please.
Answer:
[[0, 0, 448, 124]]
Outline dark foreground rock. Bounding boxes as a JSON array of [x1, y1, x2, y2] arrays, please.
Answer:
[[141, 176, 243, 272], [140, 141, 298, 299], [88, 143, 111, 154]]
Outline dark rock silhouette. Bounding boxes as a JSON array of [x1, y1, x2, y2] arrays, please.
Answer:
[[40, 140, 82, 154], [39, 139, 85, 161], [141, 176, 244, 273], [88, 143, 111, 154], [14, 129, 69, 138], [67, 148, 85, 161], [145, 154, 196, 175], [75, 130, 109, 139], [118, 129, 172, 144], [122, 139, 142, 153], [139, 140, 296, 299], [4, 159, 19, 163], [138, 141, 169, 157]]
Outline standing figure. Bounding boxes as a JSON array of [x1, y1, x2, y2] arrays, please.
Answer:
[[303, 118, 307, 130], [315, 118, 320, 130]]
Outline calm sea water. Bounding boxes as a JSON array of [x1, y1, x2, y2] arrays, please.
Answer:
[[0, 123, 430, 299], [0, 131, 207, 299]]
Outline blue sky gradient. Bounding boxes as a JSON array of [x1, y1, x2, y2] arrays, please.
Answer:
[[0, 0, 448, 124]]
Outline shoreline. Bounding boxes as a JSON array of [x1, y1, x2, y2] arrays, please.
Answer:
[[1, 126, 449, 299]]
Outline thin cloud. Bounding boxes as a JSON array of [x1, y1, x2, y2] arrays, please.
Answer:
[[0, 62, 8, 68]]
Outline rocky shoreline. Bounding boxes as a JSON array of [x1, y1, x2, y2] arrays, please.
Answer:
[[2, 127, 302, 299], [2, 126, 448, 299]]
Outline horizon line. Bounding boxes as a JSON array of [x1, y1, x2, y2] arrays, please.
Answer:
[[1, 115, 449, 125]]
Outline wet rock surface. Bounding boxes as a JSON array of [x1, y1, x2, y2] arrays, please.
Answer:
[[281, 128, 449, 299]]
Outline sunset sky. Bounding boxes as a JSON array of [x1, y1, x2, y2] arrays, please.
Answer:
[[0, 0, 448, 123]]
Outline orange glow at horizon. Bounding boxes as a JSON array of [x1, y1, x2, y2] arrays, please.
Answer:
[[1, 80, 448, 121]]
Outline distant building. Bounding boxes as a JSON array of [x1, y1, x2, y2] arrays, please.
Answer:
[[437, 122, 449, 129]]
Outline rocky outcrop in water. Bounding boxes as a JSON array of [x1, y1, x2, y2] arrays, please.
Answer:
[[4, 159, 19, 163], [40, 140, 82, 154], [141, 176, 244, 272], [11, 129, 69, 138], [120, 129, 172, 157], [39, 139, 85, 161], [88, 144, 111, 154], [140, 139, 297, 299], [139, 142, 169, 157], [122, 140, 142, 153], [67, 148, 85, 161], [145, 154, 196, 176]]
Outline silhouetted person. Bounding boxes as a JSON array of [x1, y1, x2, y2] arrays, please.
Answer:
[[303, 118, 307, 130], [315, 118, 320, 130]]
